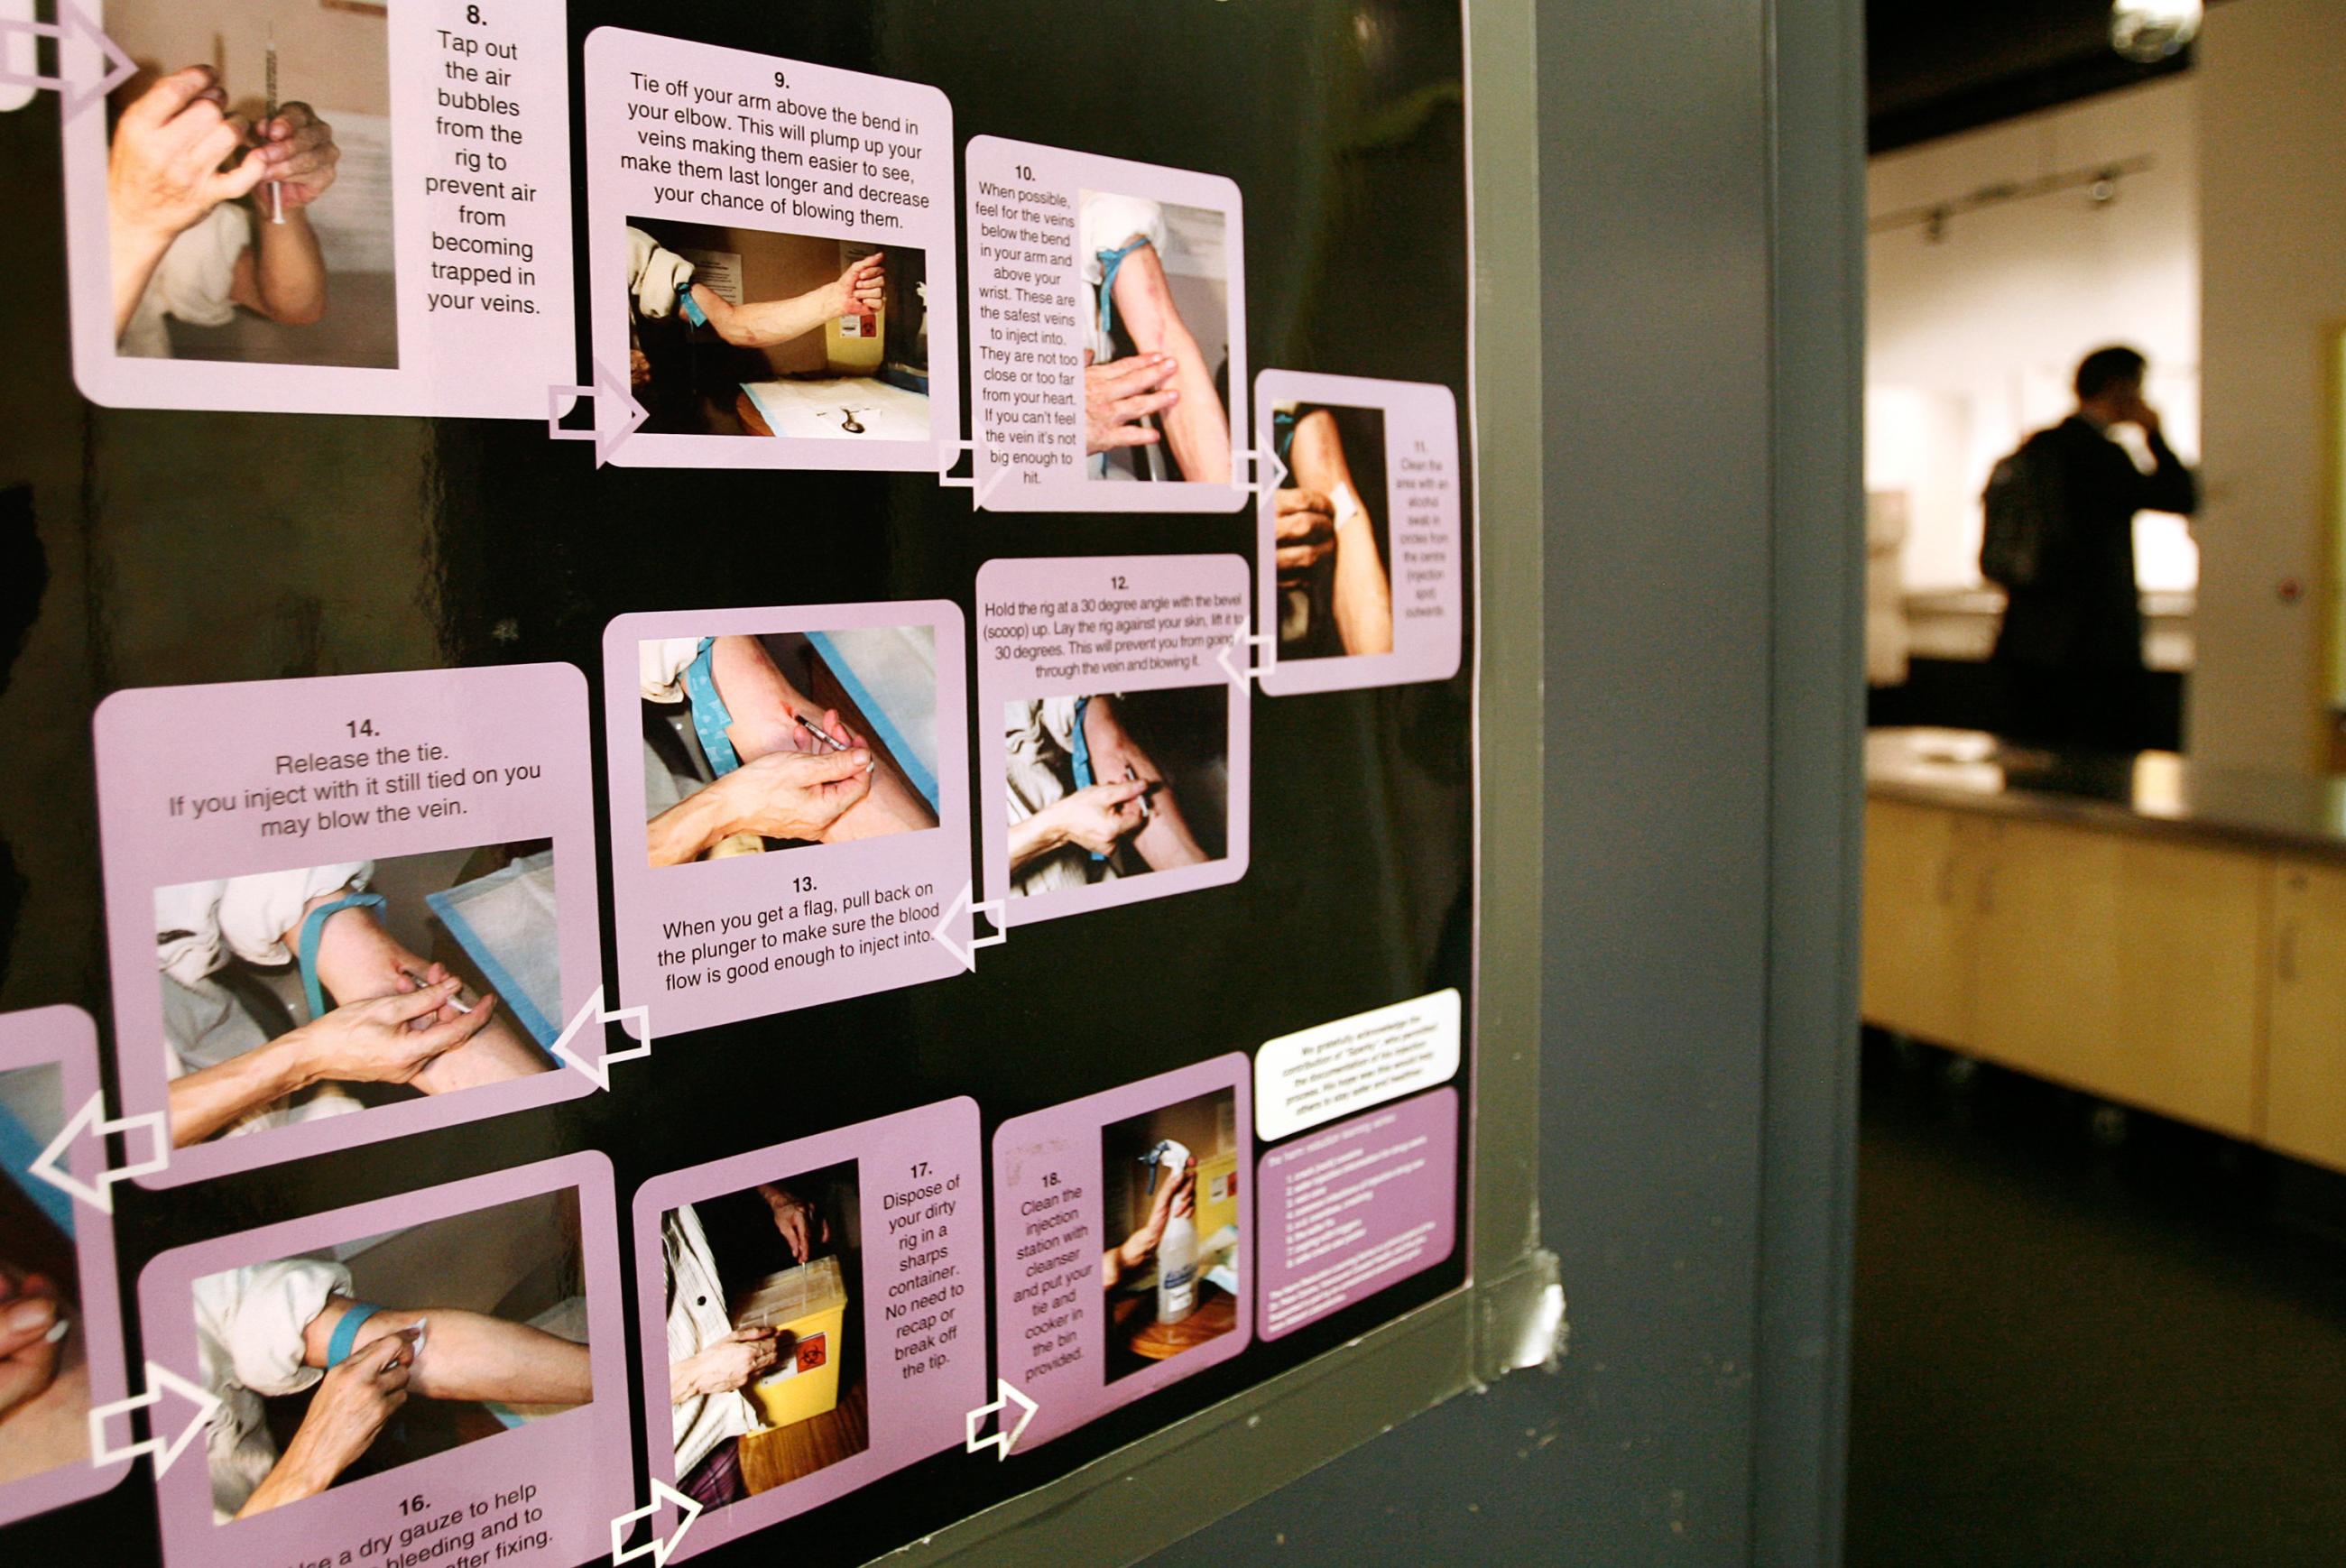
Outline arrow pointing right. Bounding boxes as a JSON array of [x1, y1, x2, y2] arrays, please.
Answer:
[[609, 1479, 702, 1567], [88, 1361, 220, 1478], [0, 4, 137, 121], [964, 1378, 1039, 1460], [545, 360, 650, 466]]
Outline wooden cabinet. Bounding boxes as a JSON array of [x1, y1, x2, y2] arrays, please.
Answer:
[[1862, 801, 2269, 1141], [2265, 861, 2346, 1168], [1860, 799, 1977, 1047]]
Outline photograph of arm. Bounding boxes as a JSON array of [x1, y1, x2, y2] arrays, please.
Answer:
[[194, 1190, 594, 1524], [1003, 690, 1224, 899], [157, 852, 559, 1149], [1274, 404, 1395, 659], [1081, 193, 1232, 484], [640, 630, 941, 869], [105, 0, 388, 368]]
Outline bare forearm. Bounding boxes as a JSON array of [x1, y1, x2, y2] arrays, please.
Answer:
[[109, 218, 173, 340], [1156, 323, 1230, 484], [407, 1012, 546, 1091], [1009, 807, 1069, 872], [647, 789, 728, 867], [704, 285, 832, 349], [239, 1447, 337, 1517], [360, 1310, 589, 1406], [1331, 521, 1394, 655], [1132, 792, 1208, 869], [169, 1038, 309, 1146], [254, 211, 327, 325]]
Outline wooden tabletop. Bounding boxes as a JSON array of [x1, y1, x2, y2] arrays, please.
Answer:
[[735, 389, 773, 438], [1114, 1282, 1237, 1360], [738, 1380, 870, 1493], [1868, 726, 2346, 863]]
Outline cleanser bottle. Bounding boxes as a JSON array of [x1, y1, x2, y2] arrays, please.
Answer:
[[1151, 1139, 1198, 1326]]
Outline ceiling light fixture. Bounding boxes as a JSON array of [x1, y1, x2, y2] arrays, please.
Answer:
[[2110, 0, 2203, 64]]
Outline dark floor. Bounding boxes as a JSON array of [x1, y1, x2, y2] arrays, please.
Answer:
[[1846, 1035, 2346, 1567]]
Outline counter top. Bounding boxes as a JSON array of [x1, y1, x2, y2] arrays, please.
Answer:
[[1866, 727, 2346, 862]]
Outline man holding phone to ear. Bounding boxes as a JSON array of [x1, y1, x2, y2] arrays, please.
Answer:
[[1988, 345, 2198, 752]]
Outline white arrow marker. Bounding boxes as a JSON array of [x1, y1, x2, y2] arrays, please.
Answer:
[[965, 1379, 1039, 1461], [936, 438, 1011, 508], [550, 985, 652, 1092], [933, 881, 1004, 974], [1239, 443, 1290, 496], [609, 1479, 701, 1567], [1215, 623, 1273, 687], [31, 1091, 166, 1214], [89, 1362, 219, 1478], [546, 360, 650, 466], [0, 4, 135, 121]]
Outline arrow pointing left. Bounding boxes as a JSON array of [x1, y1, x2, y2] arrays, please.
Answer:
[[31, 1090, 167, 1214], [550, 985, 652, 1092], [0, 4, 135, 121], [89, 1361, 220, 1478]]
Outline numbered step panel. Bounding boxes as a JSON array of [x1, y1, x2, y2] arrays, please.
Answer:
[[0, 1007, 131, 1525], [602, 607, 970, 1034], [629, 1100, 985, 1557], [92, 666, 604, 1187], [976, 557, 1250, 924], [1252, 373, 1463, 693], [584, 29, 957, 469], [135, 1153, 630, 1567], [964, 137, 1245, 511], [63, 0, 575, 415], [991, 1057, 1252, 1451]]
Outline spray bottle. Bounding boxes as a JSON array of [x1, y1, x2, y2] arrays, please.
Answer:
[[1142, 1139, 1197, 1325]]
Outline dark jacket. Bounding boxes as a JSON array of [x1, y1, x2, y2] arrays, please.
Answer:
[[1992, 415, 2197, 670]]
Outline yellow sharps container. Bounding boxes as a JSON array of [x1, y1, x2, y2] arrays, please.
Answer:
[[728, 1255, 849, 1429]]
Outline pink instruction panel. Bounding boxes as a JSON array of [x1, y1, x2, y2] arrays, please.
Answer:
[[964, 137, 1247, 512], [1252, 372, 1463, 695], [93, 665, 602, 1188], [601, 606, 970, 1036], [991, 1056, 1252, 1452], [629, 1098, 984, 1557], [63, 1, 574, 416], [136, 1154, 630, 1568], [0, 1007, 132, 1525], [584, 29, 958, 469], [1255, 1088, 1459, 1342], [975, 556, 1251, 926]]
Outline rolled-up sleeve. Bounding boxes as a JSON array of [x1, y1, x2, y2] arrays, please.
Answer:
[[194, 1258, 355, 1399], [640, 638, 704, 704], [1079, 194, 1167, 277], [155, 863, 373, 987]]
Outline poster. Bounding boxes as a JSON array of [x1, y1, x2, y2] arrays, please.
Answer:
[[3, 1, 1474, 1562]]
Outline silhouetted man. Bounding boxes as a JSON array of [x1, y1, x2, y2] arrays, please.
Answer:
[[1989, 346, 2197, 751]]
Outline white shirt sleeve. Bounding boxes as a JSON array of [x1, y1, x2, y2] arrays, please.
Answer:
[[195, 1258, 354, 1401], [1079, 194, 1167, 281], [626, 226, 696, 320], [640, 637, 705, 705], [119, 202, 250, 357], [154, 863, 374, 987]]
